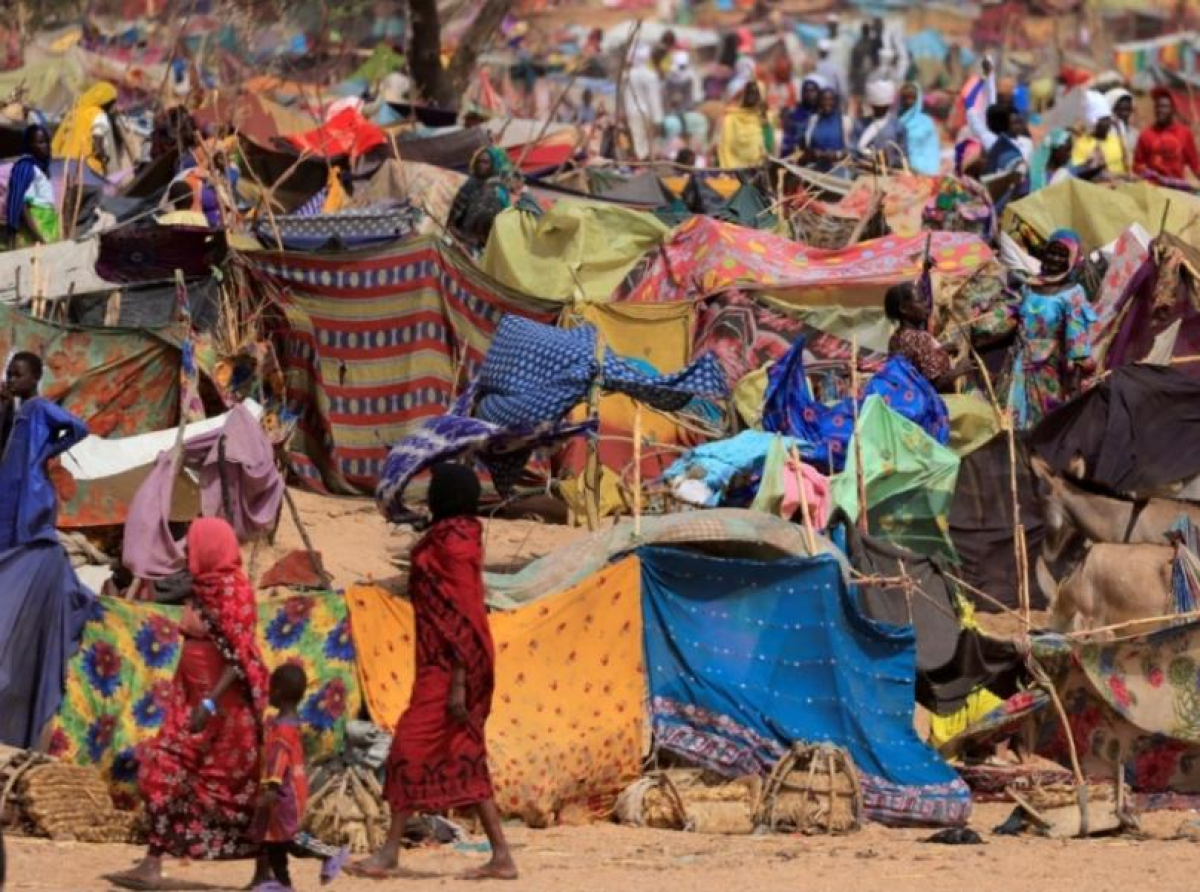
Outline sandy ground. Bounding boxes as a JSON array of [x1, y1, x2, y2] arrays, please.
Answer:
[[7, 804, 1200, 892]]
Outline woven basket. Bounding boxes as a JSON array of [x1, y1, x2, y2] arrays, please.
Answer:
[[1021, 781, 1117, 811], [757, 743, 862, 835], [615, 770, 760, 835], [18, 762, 139, 843], [304, 764, 388, 854]]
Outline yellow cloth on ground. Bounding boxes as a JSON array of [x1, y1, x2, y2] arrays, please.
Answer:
[[928, 687, 1004, 749], [718, 106, 768, 169], [481, 200, 668, 303], [52, 81, 117, 174], [346, 556, 646, 826]]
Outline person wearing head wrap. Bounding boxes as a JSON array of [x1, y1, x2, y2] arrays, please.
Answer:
[[781, 75, 825, 156], [853, 79, 906, 169], [623, 43, 664, 160], [924, 138, 995, 239], [448, 146, 517, 250], [1105, 87, 1138, 157], [51, 81, 120, 176], [1070, 90, 1127, 176], [814, 38, 845, 99], [1134, 89, 1200, 183], [1029, 128, 1077, 191], [803, 86, 854, 173], [4, 124, 58, 249], [112, 517, 269, 890], [349, 463, 518, 881], [662, 49, 709, 157], [897, 82, 940, 175], [990, 229, 1096, 429], [718, 79, 773, 169]]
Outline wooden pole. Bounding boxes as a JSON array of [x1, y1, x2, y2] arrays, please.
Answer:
[[850, 336, 868, 534], [790, 444, 818, 554], [632, 402, 643, 538], [583, 330, 606, 532]]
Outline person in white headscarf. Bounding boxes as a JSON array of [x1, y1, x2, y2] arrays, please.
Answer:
[[623, 44, 664, 160], [867, 47, 900, 88], [814, 39, 845, 99], [1105, 87, 1138, 159], [853, 79, 906, 169], [662, 49, 709, 158], [1070, 90, 1126, 176]]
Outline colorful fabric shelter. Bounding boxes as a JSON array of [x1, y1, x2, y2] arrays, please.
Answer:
[[48, 592, 359, 806], [246, 237, 558, 493], [639, 546, 971, 827], [347, 556, 645, 826], [286, 106, 387, 160], [481, 202, 669, 304], [830, 396, 961, 561]]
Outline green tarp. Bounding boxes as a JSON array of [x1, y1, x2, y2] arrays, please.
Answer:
[[481, 201, 669, 304], [831, 396, 960, 561]]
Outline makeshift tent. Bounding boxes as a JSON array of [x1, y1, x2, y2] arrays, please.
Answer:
[[831, 511, 1021, 716], [0, 305, 182, 440], [1003, 178, 1200, 254], [247, 237, 559, 493], [349, 159, 466, 234], [49, 593, 360, 805], [347, 556, 645, 826], [831, 396, 961, 561], [1025, 364, 1200, 494], [639, 546, 972, 827], [0, 238, 112, 304], [481, 201, 669, 304], [616, 216, 994, 306], [482, 508, 837, 610], [286, 106, 387, 159]]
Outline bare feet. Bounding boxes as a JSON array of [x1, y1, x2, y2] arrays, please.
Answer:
[[459, 855, 519, 881], [345, 852, 404, 880]]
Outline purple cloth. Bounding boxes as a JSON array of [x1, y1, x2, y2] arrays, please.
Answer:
[[0, 398, 89, 550], [0, 541, 93, 747], [123, 405, 285, 579]]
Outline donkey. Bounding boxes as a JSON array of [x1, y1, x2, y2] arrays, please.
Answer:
[[1044, 543, 1177, 634]]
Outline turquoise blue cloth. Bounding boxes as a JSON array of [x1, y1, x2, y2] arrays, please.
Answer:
[[661, 430, 798, 507], [0, 398, 88, 550], [639, 546, 972, 827], [898, 86, 941, 176], [761, 337, 949, 473]]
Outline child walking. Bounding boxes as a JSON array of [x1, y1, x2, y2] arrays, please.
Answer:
[[251, 664, 347, 892]]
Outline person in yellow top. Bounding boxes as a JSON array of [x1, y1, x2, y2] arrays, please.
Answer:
[[51, 81, 121, 177], [718, 81, 775, 169], [1069, 90, 1127, 178]]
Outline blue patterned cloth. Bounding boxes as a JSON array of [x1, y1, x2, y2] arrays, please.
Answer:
[[762, 337, 949, 473], [474, 316, 729, 427], [639, 546, 971, 828]]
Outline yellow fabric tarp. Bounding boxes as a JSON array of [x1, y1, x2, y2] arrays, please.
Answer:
[[481, 200, 669, 304], [346, 556, 645, 826], [945, 393, 1001, 457], [1003, 178, 1200, 253]]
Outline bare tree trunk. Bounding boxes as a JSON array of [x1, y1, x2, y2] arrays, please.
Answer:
[[443, 0, 515, 105], [407, 0, 454, 107]]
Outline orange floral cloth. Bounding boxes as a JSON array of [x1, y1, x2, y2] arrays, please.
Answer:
[[347, 556, 646, 826]]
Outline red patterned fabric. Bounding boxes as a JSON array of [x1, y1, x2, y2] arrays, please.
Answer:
[[384, 516, 496, 811], [137, 518, 269, 859]]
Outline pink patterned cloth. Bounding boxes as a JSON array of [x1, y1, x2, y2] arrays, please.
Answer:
[[781, 457, 831, 529]]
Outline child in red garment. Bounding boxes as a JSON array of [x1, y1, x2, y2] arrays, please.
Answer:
[[250, 664, 347, 891]]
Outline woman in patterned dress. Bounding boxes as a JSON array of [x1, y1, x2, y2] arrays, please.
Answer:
[[348, 463, 517, 881], [110, 517, 268, 890], [990, 230, 1096, 429]]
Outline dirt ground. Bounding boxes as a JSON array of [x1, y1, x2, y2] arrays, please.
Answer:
[[7, 804, 1200, 892]]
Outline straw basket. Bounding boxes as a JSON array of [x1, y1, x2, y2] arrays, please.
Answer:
[[1, 750, 139, 844], [757, 743, 862, 835], [305, 764, 389, 854], [615, 770, 761, 835]]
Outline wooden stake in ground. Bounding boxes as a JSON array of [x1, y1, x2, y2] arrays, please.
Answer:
[[633, 402, 643, 538]]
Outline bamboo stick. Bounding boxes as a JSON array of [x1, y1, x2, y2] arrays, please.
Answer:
[[633, 402, 643, 538], [1067, 608, 1200, 641], [789, 444, 817, 554]]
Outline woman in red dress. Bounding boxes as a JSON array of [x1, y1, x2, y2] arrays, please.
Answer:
[[111, 517, 269, 890], [349, 463, 517, 881]]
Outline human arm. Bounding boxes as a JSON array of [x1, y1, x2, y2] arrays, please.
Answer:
[[1064, 285, 1097, 372], [1132, 130, 1152, 177], [1183, 128, 1200, 179], [446, 657, 468, 723], [964, 63, 998, 151], [40, 402, 89, 458], [189, 663, 240, 733]]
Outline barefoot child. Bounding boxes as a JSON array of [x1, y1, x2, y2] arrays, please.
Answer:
[[251, 664, 347, 891]]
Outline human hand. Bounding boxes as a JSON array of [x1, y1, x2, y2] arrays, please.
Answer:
[[446, 686, 468, 724], [258, 787, 279, 810], [0, 382, 11, 406], [981, 56, 993, 77], [189, 702, 211, 734]]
